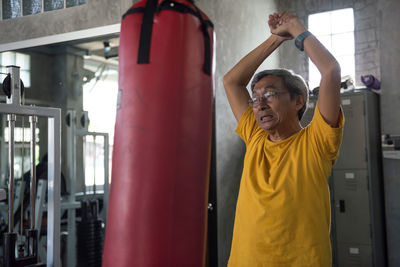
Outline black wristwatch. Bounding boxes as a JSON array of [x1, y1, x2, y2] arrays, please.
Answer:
[[295, 31, 312, 51]]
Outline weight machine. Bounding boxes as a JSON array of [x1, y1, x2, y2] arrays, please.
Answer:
[[0, 65, 61, 267], [65, 110, 109, 267]]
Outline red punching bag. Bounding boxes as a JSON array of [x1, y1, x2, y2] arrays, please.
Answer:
[[102, 0, 214, 266]]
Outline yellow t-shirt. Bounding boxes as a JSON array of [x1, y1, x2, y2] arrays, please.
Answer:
[[228, 104, 344, 267]]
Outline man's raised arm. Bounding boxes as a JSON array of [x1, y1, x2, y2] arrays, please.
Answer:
[[223, 14, 291, 122], [271, 11, 341, 127]]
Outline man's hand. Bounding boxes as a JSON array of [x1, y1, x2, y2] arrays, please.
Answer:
[[268, 11, 306, 39], [270, 11, 342, 127], [269, 10, 341, 127]]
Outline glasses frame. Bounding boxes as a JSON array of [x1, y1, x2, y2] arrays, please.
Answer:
[[249, 91, 288, 107]]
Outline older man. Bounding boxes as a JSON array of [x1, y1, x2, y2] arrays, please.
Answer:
[[223, 11, 344, 266]]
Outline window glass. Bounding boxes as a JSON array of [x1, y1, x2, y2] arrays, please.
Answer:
[[331, 8, 354, 34], [22, 0, 42, 16], [4, 127, 40, 176], [308, 8, 355, 90], [337, 55, 355, 80], [0, 52, 31, 87], [308, 11, 331, 36], [83, 62, 118, 187], [44, 0, 64, 11], [66, 0, 86, 8], [2, 0, 86, 19], [332, 32, 355, 56], [2, 0, 21, 19]]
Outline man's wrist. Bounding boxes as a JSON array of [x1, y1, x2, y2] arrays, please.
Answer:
[[259, 35, 285, 58], [268, 34, 286, 46], [292, 28, 307, 38], [294, 31, 312, 51], [289, 23, 307, 38]]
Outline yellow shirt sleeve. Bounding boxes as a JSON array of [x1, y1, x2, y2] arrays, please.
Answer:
[[235, 104, 344, 162], [307, 104, 345, 162], [235, 107, 263, 145]]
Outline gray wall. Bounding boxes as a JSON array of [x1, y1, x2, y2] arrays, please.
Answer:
[[0, 0, 132, 44], [378, 1, 400, 266], [278, 0, 400, 266]]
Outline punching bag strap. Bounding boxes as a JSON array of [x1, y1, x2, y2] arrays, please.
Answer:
[[157, 1, 213, 75], [192, 5, 212, 75], [122, 0, 214, 74], [137, 0, 159, 64]]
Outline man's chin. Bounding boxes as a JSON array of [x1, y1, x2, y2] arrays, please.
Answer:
[[257, 120, 277, 131]]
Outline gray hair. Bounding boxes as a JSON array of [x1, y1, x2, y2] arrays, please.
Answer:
[[250, 69, 309, 120]]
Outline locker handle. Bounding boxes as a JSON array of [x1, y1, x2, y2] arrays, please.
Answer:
[[339, 200, 345, 213]]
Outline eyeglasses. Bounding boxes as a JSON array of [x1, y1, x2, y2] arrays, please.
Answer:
[[249, 91, 288, 107]]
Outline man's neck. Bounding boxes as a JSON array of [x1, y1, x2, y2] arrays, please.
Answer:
[[267, 122, 302, 142]]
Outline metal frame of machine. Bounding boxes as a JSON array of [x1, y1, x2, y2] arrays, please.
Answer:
[[65, 109, 109, 267], [0, 65, 61, 267]]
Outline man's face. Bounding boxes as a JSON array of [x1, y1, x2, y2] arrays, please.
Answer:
[[251, 76, 301, 132]]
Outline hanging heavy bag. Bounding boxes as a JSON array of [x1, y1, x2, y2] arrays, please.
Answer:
[[102, 0, 214, 266]]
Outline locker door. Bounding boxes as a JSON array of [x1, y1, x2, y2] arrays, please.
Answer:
[[332, 169, 372, 245], [335, 95, 367, 169], [337, 243, 373, 267]]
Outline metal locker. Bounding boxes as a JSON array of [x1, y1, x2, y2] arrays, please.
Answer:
[[302, 95, 368, 169], [337, 244, 373, 267], [335, 95, 368, 169], [332, 170, 371, 245], [301, 90, 387, 267]]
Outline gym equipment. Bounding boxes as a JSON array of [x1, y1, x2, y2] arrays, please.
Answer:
[[77, 199, 103, 267], [103, 0, 214, 266], [382, 134, 400, 159], [66, 110, 109, 267], [0, 65, 61, 267]]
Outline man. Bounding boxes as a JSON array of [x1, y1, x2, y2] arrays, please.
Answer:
[[223, 11, 344, 266]]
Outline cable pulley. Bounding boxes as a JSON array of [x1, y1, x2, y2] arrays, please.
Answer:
[[2, 73, 25, 98]]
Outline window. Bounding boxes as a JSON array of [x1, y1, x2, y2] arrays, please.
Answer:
[[1, 0, 86, 20], [83, 61, 118, 189], [0, 52, 31, 87], [308, 8, 355, 90], [4, 126, 40, 178]]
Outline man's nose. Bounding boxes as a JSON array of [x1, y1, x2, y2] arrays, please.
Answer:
[[258, 101, 270, 110]]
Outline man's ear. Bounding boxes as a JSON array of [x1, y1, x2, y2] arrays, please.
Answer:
[[295, 95, 305, 111]]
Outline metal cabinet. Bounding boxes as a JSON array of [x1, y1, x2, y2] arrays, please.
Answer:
[[301, 90, 387, 267]]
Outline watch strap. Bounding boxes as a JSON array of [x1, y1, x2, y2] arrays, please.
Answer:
[[295, 31, 312, 51]]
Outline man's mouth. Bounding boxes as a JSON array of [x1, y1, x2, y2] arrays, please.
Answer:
[[260, 115, 274, 122]]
